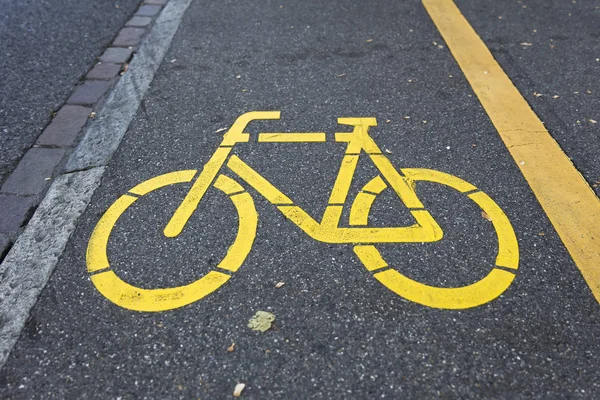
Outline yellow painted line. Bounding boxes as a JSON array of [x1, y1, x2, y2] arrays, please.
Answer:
[[353, 245, 388, 271], [227, 155, 293, 204], [373, 267, 515, 310], [328, 155, 359, 204], [258, 132, 326, 142], [423, 0, 600, 302], [87, 172, 258, 312], [164, 147, 232, 237]]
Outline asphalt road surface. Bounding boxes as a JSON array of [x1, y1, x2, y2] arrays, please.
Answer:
[[0, 0, 140, 185], [1, 0, 599, 398]]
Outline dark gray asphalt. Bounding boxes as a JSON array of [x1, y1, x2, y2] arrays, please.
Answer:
[[0, 0, 140, 185], [1, 0, 599, 398]]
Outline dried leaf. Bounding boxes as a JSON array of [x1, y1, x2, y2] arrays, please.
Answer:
[[233, 383, 246, 397], [248, 311, 275, 332], [227, 342, 235, 352], [215, 127, 227, 134], [481, 211, 492, 222], [275, 282, 285, 288]]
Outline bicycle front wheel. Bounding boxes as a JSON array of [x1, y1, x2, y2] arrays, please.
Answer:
[[351, 168, 519, 310]]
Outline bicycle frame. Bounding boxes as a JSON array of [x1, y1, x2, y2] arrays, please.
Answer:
[[87, 111, 519, 311], [163, 111, 443, 244]]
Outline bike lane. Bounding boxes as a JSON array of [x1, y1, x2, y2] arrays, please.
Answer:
[[1, 0, 599, 398]]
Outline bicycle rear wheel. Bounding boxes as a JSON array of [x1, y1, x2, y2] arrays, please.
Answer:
[[86, 171, 257, 312]]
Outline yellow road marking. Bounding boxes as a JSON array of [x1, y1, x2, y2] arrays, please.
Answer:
[[423, 0, 600, 302], [227, 155, 293, 204], [87, 172, 257, 312], [372, 267, 516, 310], [164, 147, 232, 237], [258, 132, 326, 142], [328, 155, 359, 204], [87, 112, 521, 311], [353, 168, 518, 309], [353, 245, 388, 271]]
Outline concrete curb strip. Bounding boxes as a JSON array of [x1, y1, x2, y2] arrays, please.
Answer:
[[65, 0, 194, 173], [0, 0, 194, 370]]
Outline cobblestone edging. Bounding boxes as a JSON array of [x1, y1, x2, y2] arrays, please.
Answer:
[[0, 0, 168, 261]]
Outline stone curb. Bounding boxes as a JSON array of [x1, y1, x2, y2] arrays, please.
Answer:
[[0, 0, 169, 260], [0, 0, 193, 370]]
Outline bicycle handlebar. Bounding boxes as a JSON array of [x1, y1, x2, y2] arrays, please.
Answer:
[[221, 111, 281, 146]]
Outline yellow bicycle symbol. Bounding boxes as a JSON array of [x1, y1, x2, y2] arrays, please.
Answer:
[[87, 111, 519, 312]]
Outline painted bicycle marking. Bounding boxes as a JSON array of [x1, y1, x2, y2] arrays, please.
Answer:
[[87, 112, 519, 312]]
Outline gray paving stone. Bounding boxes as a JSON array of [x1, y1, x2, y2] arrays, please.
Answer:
[[67, 80, 112, 105], [144, 0, 166, 5], [87, 62, 121, 80], [0, 195, 35, 233], [113, 27, 145, 47], [99, 47, 133, 64], [126, 16, 152, 27], [36, 105, 91, 147], [0, 148, 65, 196], [136, 5, 162, 17]]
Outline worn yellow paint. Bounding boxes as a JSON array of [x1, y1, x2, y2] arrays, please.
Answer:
[[352, 168, 519, 309], [402, 168, 476, 193], [87, 195, 138, 272], [87, 171, 257, 311], [221, 111, 281, 146], [361, 175, 388, 194], [370, 155, 425, 209], [354, 245, 388, 271], [164, 147, 232, 237], [349, 192, 376, 226], [213, 176, 258, 272], [91, 270, 231, 312], [469, 192, 519, 270], [424, 0, 600, 302], [276, 205, 442, 243], [328, 155, 359, 204], [349, 176, 389, 226], [258, 132, 326, 142], [88, 111, 521, 311], [227, 155, 293, 204], [335, 117, 380, 154], [213, 173, 245, 195], [128, 170, 197, 196], [373, 267, 515, 309]]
